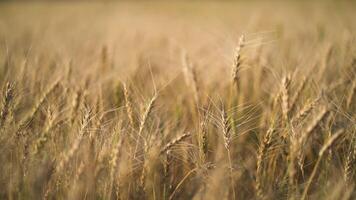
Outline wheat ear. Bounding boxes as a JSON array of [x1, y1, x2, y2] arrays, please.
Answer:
[[123, 83, 135, 127], [232, 34, 245, 92], [281, 75, 291, 121], [160, 132, 191, 155], [0, 82, 14, 128], [256, 124, 274, 199]]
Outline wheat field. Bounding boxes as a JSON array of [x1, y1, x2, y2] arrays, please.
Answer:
[[0, 1, 355, 200]]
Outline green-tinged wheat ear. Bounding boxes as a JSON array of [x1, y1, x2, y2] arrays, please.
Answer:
[[0, 82, 14, 128], [301, 129, 344, 200]]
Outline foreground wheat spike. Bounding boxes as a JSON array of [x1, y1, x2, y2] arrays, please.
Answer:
[[301, 128, 344, 200], [220, 105, 232, 150], [232, 35, 245, 92], [160, 132, 191, 155], [219, 105, 236, 199], [0, 82, 14, 128]]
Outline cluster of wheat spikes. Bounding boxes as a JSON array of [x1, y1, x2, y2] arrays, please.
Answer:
[[0, 2, 356, 200]]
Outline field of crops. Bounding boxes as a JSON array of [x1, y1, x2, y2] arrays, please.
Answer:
[[0, 1, 355, 199]]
